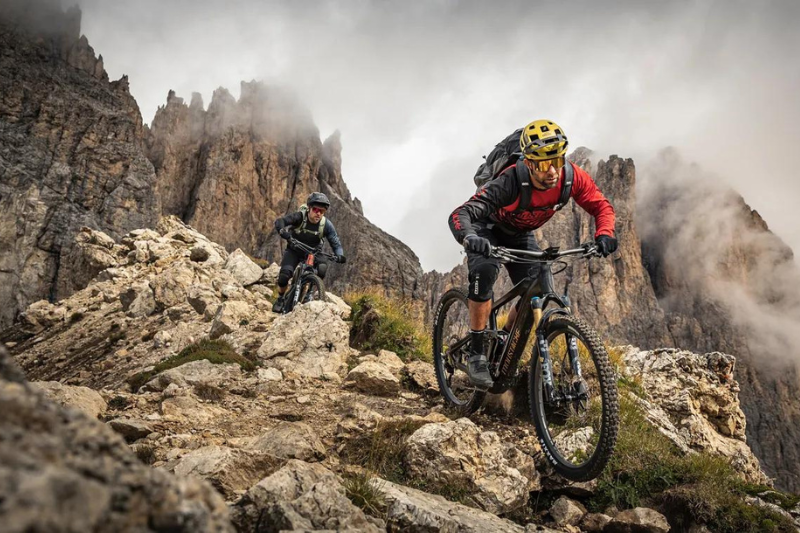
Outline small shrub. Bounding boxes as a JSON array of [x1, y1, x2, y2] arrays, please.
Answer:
[[69, 311, 85, 323], [107, 396, 129, 410], [340, 418, 427, 483], [239, 318, 249, 326], [343, 472, 386, 519], [345, 289, 431, 362], [127, 339, 254, 391], [108, 330, 127, 344]]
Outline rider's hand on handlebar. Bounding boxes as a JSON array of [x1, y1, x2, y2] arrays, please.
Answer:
[[595, 235, 618, 257], [336, 254, 347, 264], [463, 234, 492, 257], [279, 228, 291, 241]]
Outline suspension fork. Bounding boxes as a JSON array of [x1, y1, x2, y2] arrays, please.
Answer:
[[532, 297, 556, 403]]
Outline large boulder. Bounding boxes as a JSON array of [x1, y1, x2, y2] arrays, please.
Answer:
[[0, 347, 232, 532], [623, 347, 769, 484], [605, 507, 670, 533], [209, 301, 254, 339], [404, 418, 539, 514], [224, 249, 263, 286], [231, 460, 382, 533], [144, 360, 242, 392], [249, 421, 326, 462], [30, 381, 107, 419], [171, 446, 279, 500], [343, 361, 401, 396], [257, 301, 350, 379]]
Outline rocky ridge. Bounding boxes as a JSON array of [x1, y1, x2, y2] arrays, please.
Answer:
[[0, 0, 160, 329], [3, 219, 792, 532]]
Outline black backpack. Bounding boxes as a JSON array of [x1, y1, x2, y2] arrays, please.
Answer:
[[473, 128, 574, 212]]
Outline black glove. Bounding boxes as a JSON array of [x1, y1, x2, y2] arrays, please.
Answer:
[[279, 228, 291, 241], [463, 234, 492, 257], [595, 235, 618, 257], [336, 254, 347, 264]]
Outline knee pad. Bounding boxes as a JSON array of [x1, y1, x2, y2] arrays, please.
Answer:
[[277, 267, 293, 288], [316, 262, 328, 279], [467, 262, 498, 302]]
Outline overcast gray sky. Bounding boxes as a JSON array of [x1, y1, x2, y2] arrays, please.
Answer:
[[76, 0, 800, 272]]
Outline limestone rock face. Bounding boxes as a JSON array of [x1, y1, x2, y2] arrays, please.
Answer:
[[0, 1, 160, 329], [404, 417, 539, 514], [637, 149, 800, 492], [0, 346, 233, 532], [145, 82, 425, 299], [623, 347, 768, 485]]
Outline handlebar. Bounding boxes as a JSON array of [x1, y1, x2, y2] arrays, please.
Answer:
[[490, 242, 600, 263], [288, 239, 339, 261]]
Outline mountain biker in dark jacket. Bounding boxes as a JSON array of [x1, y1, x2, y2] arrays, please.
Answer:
[[448, 119, 618, 389], [273, 192, 346, 312]]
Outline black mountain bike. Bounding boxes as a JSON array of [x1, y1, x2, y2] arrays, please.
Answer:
[[432, 242, 619, 481], [279, 240, 334, 314]]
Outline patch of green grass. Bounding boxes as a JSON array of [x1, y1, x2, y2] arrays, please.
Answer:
[[740, 484, 800, 510], [127, 339, 255, 391], [343, 472, 386, 519], [588, 391, 797, 532], [345, 289, 431, 362], [341, 418, 427, 483]]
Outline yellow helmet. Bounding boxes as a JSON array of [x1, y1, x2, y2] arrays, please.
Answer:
[[519, 120, 569, 160]]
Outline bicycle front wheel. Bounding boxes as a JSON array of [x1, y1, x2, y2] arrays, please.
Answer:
[[298, 274, 327, 304], [529, 315, 618, 481], [432, 288, 485, 415]]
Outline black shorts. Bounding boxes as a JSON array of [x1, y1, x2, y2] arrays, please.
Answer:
[[466, 223, 542, 302]]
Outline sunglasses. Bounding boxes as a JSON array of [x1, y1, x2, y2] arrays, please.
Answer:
[[310, 206, 327, 214], [527, 156, 566, 173]]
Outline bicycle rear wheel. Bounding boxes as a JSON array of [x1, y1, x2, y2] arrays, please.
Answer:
[[298, 274, 327, 304], [529, 315, 618, 481], [432, 288, 485, 414]]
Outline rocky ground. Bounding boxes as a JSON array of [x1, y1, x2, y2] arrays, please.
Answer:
[[2, 218, 797, 532]]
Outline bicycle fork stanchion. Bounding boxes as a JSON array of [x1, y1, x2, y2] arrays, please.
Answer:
[[532, 296, 556, 403]]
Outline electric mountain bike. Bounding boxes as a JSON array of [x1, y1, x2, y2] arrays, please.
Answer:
[[432, 242, 619, 481], [279, 240, 335, 314]]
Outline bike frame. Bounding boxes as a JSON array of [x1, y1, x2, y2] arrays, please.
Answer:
[[285, 240, 336, 310], [446, 245, 593, 396]]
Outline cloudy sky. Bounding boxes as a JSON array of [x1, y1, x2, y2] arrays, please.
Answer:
[[76, 0, 800, 272]]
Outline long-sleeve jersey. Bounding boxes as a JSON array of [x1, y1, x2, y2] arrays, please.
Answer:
[[274, 211, 344, 256], [449, 162, 616, 243]]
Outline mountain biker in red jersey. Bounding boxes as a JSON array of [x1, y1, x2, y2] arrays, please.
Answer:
[[448, 120, 617, 389], [273, 192, 346, 313]]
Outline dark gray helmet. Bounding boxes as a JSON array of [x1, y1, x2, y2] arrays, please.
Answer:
[[306, 192, 330, 208]]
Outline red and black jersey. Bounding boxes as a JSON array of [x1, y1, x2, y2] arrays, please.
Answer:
[[449, 162, 616, 242]]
